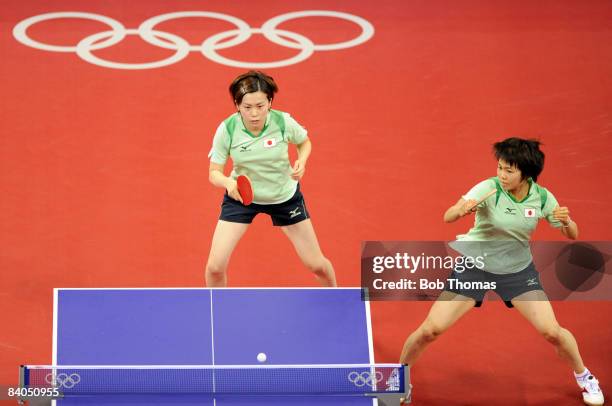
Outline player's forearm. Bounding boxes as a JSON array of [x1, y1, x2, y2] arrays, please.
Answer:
[[296, 139, 312, 164], [444, 206, 462, 223], [561, 220, 578, 240], [209, 169, 232, 189]]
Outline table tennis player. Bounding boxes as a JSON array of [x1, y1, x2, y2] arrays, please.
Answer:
[[205, 70, 336, 288]]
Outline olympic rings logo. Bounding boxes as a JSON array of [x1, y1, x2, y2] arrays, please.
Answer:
[[13, 11, 374, 70], [347, 371, 383, 387], [45, 373, 81, 389]]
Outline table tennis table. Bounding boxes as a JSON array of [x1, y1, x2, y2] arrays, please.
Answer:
[[20, 288, 410, 405]]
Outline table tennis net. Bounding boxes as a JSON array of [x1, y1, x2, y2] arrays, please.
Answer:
[[22, 364, 406, 396]]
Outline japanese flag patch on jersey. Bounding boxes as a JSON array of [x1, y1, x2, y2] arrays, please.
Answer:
[[263, 138, 278, 148], [524, 208, 536, 218]]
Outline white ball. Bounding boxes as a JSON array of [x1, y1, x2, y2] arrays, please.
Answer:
[[256, 352, 267, 363]]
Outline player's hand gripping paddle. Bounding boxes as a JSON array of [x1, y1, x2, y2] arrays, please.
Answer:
[[469, 189, 496, 212], [236, 175, 253, 205]]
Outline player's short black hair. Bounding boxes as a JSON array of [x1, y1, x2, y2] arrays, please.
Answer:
[[493, 137, 545, 182], [229, 71, 278, 105]]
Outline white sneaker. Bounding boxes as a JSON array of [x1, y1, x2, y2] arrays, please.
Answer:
[[578, 375, 604, 406]]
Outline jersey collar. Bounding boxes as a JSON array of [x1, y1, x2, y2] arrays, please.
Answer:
[[238, 112, 271, 138], [504, 178, 534, 203]]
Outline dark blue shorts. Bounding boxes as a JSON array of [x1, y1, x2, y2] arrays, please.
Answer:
[[219, 184, 310, 226], [444, 262, 544, 308]]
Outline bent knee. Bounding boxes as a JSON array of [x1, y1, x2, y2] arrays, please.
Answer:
[[304, 256, 330, 274], [206, 261, 227, 276], [420, 322, 445, 343], [540, 324, 562, 345]]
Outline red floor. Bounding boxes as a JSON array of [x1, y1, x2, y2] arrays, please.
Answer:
[[1, 1, 611, 404]]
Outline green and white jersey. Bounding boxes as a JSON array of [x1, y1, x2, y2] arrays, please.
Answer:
[[209, 110, 308, 204], [453, 177, 562, 274]]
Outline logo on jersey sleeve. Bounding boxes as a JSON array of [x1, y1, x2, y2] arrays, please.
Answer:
[[263, 138, 278, 148], [524, 208, 536, 218]]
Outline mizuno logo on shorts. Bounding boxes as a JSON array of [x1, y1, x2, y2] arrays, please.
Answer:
[[289, 207, 302, 218], [526, 278, 538, 286]]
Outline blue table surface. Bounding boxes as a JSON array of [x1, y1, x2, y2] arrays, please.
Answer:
[[53, 288, 376, 405]]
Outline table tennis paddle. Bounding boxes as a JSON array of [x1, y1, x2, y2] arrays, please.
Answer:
[[236, 175, 253, 205], [469, 189, 496, 212]]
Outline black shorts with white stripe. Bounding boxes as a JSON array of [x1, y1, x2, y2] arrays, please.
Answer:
[[444, 262, 544, 308], [219, 183, 310, 226]]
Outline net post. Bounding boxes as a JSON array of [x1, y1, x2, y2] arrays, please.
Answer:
[[366, 364, 411, 405], [400, 364, 412, 404], [18, 365, 26, 405], [18, 365, 53, 406]]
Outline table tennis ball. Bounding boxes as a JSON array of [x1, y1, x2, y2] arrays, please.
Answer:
[[257, 352, 267, 363]]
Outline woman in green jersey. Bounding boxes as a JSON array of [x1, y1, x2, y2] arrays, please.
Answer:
[[399, 138, 603, 405], [205, 71, 336, 288]]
